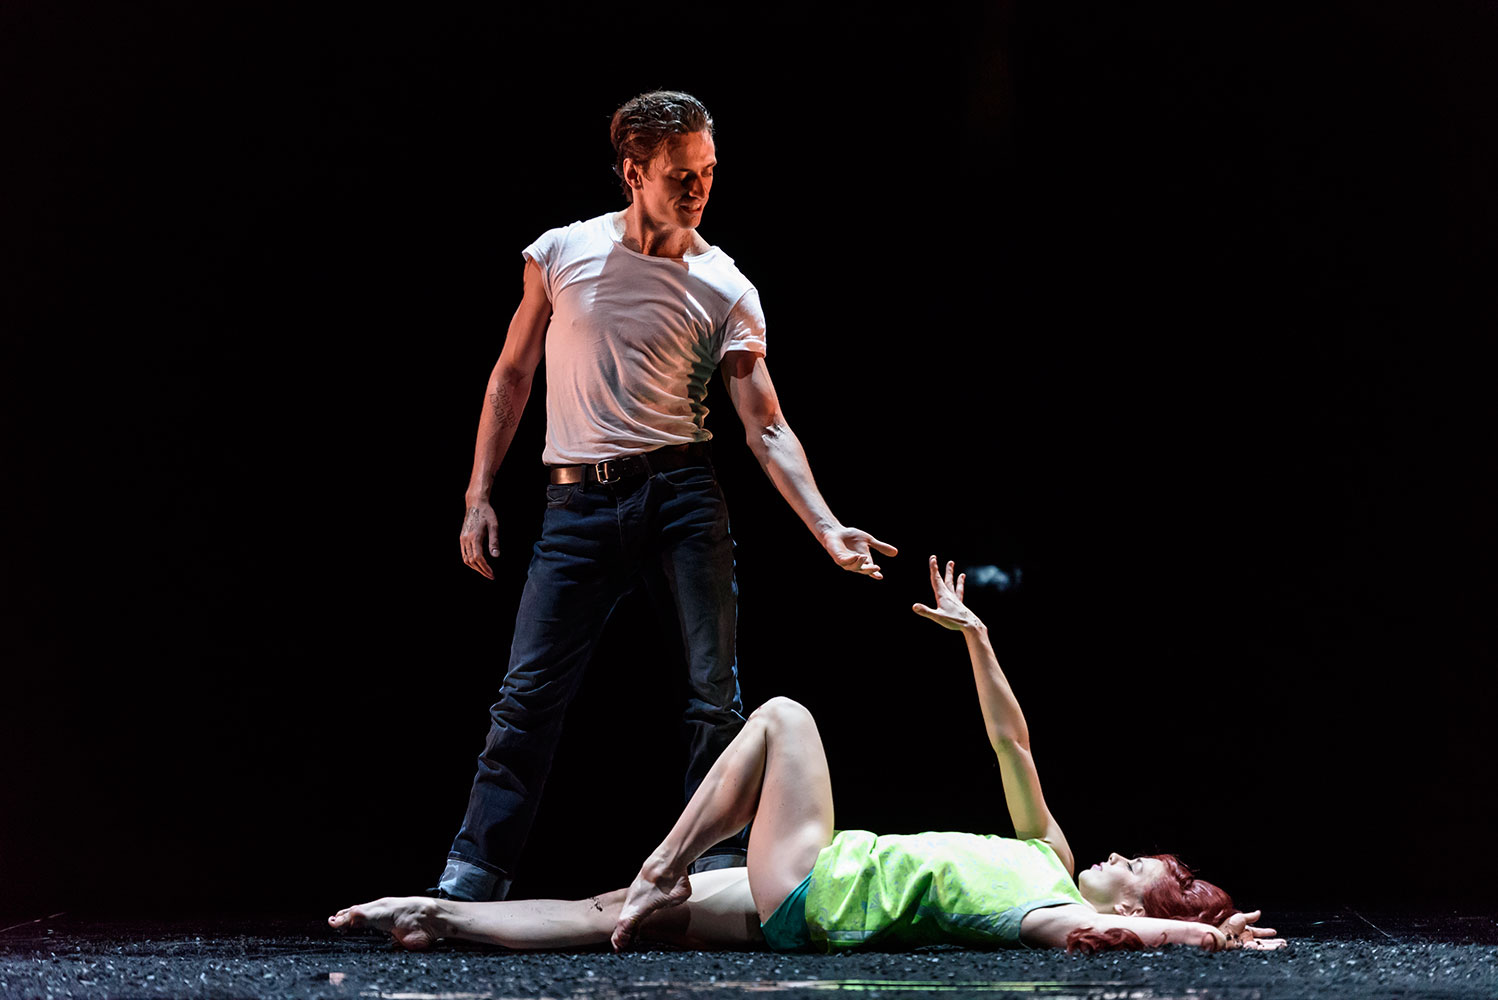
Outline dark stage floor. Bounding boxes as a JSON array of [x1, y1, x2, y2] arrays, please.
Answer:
[[2, 909, 1493, 1000]]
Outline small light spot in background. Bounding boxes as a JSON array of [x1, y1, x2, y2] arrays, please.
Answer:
[[965, 565, 1021, 592], [328, 972, 345, 985]]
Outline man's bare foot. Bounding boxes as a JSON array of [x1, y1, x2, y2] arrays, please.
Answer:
[[328, 896, 445, 950], [611, 865, 692, 952]]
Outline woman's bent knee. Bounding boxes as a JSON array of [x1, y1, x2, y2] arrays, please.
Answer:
[[751, 696, 813, 729]]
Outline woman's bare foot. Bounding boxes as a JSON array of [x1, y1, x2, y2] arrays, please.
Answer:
[[611, 864, 692, 952], [328, 896, 445, 950]]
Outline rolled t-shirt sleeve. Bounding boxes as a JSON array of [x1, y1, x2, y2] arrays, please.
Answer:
[[718, 286, 767, 360], [521, 225, 569, 304]]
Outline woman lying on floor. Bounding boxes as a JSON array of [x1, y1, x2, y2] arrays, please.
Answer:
[[331, 556, 1285, 954]]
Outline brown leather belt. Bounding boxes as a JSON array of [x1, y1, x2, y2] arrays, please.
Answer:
[[548, 442, 711, 485]]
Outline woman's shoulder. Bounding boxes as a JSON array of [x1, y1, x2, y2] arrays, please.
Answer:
[[1017, 902, 1094, 949]]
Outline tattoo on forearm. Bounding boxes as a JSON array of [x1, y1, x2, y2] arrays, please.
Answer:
[[589, 896, 604, 912], [489, 383, 517, 426]]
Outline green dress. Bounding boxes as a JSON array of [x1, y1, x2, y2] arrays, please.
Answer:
[[803, 830, 1086, 950]]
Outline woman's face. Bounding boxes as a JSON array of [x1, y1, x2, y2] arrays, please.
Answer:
[[1077, 852, 1168, 915]]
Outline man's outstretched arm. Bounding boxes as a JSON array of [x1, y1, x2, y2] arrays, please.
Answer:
[[721, 350, 895, 578], [460, 259, 551, 579]]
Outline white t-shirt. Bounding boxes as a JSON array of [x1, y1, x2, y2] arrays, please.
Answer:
[[523, 213, 768, 465]]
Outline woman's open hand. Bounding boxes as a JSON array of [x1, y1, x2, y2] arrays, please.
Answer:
[[1218, 910, 1287, 950], [912, 555, 983, 632]]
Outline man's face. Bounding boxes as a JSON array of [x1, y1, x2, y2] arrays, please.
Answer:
[[629, 131, 716, 230]]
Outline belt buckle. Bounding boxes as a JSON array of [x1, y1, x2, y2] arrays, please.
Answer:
[[594, 459, 622, 485]]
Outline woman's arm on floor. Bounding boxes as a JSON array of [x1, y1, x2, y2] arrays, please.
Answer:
[[1021, 902, 1286, 951]]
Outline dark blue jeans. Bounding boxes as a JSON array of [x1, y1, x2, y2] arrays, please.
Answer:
[[440, 461, 747, 900]]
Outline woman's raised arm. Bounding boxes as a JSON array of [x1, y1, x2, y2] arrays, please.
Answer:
[[913, 555, 1075, 874]]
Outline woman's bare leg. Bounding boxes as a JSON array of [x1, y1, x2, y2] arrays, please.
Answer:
[[613, 697, 834, 949], [328, 895, 611, 951], [328, 869, 762, 950]]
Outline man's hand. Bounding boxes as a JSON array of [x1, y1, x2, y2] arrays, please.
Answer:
[[912, 555, 984, 631], [822, 526, 897, 579], [1218, 910, 1286, 950], [460, 502, 501, 580]]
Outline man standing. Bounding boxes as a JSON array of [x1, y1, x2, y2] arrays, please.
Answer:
[[440, 91, 894, 902]]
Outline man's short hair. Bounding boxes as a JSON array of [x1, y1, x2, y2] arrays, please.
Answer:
[[610, 91, 715, 203]]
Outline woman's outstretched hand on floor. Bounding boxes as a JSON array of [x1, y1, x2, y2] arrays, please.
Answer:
[[1218, 909, 1288, 950]]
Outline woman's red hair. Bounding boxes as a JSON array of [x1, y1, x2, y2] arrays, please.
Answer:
[[1065, 854, 1239, 954]]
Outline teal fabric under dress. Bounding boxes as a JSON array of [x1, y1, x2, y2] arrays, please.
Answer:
[[760, 873, 815, 952], [802, 830, 1086, 951]]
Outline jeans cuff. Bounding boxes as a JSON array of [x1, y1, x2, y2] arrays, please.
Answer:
[[439, 857, 513, 901]]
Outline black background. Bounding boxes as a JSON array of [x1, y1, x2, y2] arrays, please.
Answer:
[[3, 2, 1495, 922]]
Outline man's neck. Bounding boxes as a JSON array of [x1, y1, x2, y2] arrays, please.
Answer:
[[615, 207, 708, 259]]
